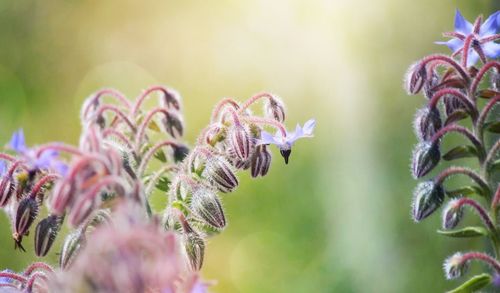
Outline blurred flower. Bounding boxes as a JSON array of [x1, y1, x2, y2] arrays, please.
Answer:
[[436, 10, 500, 66], [0, 161, 6, 176], [258, 119, 315, 164]]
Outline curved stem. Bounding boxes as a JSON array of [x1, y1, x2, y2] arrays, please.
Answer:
[[238, 92, 274, 113], [241, 116, 287, 137], [35, 143, 84, 158], [0, 272, 27, 283], [82, 89, 131, 120], [133, 86, 181, 115], [25, 272, 48, 292], [67, 155, 112, 179], [485, 140, 500, 175], [431, 125, 485, 161], [0, 153, 15, 162], [476, 94, 500, 143], [455, 197, 496, 233], [23, 262, 54, 276], [428, 88, 477, 121], [135, 107, 171, 149], [79, 175, 130, 203], [103, 128, 134, 150], [420, 55, 470, 84], [461, 252, 500, 273], [29, 173, 60, 200], [95, 105, 136, 133], [435, 166, 491, 198], [491, 184, 500, 211], [137, 140, 179, 176], [211, 98, 240, 123], [145, 164, 178, 196], [471, 61, 500, 95]]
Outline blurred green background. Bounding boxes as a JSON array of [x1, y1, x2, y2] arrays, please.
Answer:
[[0, 0, 499, 292]]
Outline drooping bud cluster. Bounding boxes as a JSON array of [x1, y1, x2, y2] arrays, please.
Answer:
[[404, 10, 500, 291], [0, 85, 313, 290]]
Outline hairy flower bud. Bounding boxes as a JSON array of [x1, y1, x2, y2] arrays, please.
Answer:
[[159, 87, 182, 110], [444, 252, 469, 279], [184, 231, 205, 271], [68, 197, 96, 227], [34, 214, 64, 257], [191, 188, 226, 229], [251, 145, 272, 177], [413, 107, 441, 141], [423, 69, 439, 99], [173, 144, 190, 162], [50, 181, 75, 216], [405, 62, 427, 95], [442, 199, 464, 230], [15, 197, 39, 238], [412, 180, 445, 222], [229, 125, 251, 161], [162, 111, 184, 139], [0, 177, 14, 207], [411, 142, 440, 178], [265, 96, 286, 122], [203, 157, 238, 193], [491, 67, 500, 91], [60, 230, 85, 270]]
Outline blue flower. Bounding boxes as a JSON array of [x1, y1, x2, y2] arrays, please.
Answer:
[[0, 269, 14, 284], [7, 129, 68, 174], [436, 10, 500, 66], [258, 119, 315, 164]]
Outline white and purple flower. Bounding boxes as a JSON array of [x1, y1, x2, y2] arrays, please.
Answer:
[[436, 9, 500, 66], [258, 119, 315, 164]]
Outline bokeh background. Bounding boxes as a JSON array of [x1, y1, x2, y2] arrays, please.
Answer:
[[0, 0, 499, 292]]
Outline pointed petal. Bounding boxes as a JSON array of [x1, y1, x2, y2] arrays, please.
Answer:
[[483, 42, 500, 59], [466, 50, 480, 67], [302, 119, 316, 136], [257, 131, 280, 146], [9, 129, 26, 153], [454, 9, 473, 35], [435, 39, 464, 53], [480, 11, 500, 37]]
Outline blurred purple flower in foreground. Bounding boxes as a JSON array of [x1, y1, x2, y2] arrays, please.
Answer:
[[259, 119, 315, 164], [436, 9, 500, 66]]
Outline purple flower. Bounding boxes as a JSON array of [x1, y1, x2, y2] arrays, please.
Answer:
[[436, 10, 500, 66], [258, 119, 315, 164], [0, 269, 14, 284], [0, 161, 6, 176], [7, 129, 67, 174]]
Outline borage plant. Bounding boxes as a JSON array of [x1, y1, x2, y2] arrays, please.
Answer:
[[405, 10, 500, 292], [0, 86, 314, 292]]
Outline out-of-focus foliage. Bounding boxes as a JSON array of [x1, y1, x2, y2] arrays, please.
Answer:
[[0, 0, 496, 292]]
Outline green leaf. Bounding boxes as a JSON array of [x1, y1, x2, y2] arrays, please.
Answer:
[[445, 110, 468, 126], [155, 177, 170, 192], [446, 186, 484, 197], [485, 121, 500, 134], [478, 89, 499, 99], [148, 119, 162, 132], [437, 226, 488, 238], [154, 149, 167, 163], [442, 145, 478, 161], [446, 274, 491, 293], [490, 159, 500, 171]]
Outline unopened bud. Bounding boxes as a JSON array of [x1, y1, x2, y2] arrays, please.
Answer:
[[159, 87, 182, 110], [34, 214, 64, 257], [444, 252, 469, 279], [491, 68, 500, 91], [162, 111, 184, 139], [0, 177, 14, 207], [173, 144, 190, 162], [68, 197, 96, 227], [404, 62, 427, 95], [60, 230, 85, 270], [15, 197, 39, 238], [423, 69, 439, 99], [413, 107, 441, 141], [203, 157, 238, 193], [411, 142, 440, 178], [412, 180, 444, 222], [265, 96, 286, 122], [251, 145, 272, 177], [442, 199, 464, 230], [184, 231, 205, 271], [229, 125, 251, 161], [191, 188, 226, 229], [163, 207, 182, 232], [231, 157, 251, 170]]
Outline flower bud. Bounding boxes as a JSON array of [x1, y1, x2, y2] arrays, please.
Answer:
[[50, 181, 75, 216], [162, 111, 184, 139], [34, 214, 64, 257], [404, 62, 427, 95], [60, 230, 85, 270], [491, 67, 500, 91], [412, 180, 444, 222], [231, 157, 251, 170], [173, 144, 190, 162], [0, 177, 14, 207], [444, 94, 468, 117], [442, 199, 463, 230], [411, 142, 440, 178], [159, 87, 182, 110], [15, 197, 39, 238], [423, 69, 439, 99], [68, 197, 96, 227], [191, 188, 226, 229], [184, 231, 205, 271], [229, 125, 251, 161], [203, 157, 238, 193], [265, 96, 286, 122], [444, 252, 469, 279], [251, 145, 272, 177], [163, 207, 182, 232], [413, 107, 441, 141]]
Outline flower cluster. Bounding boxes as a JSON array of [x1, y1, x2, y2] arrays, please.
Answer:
[[0, 86, 314, 292], [405, 9, 500, 292]]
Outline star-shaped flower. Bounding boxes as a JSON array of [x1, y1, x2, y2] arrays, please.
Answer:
[[8, 129, 68, 174], [436, 9, 500, 66], [258, 119, 315, 164]]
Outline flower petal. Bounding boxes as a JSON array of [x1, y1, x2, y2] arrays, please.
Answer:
[[258, 131, 280, 146], [435, 39, 464, 53], [0, 161, 6, 176], [480, 11, 500, 37], [466, 50, 480, 67], [302, 119, 316, 136], [9, 129, 26, 153], [454, 9, 473, 35], [483, 42, 500, 59]]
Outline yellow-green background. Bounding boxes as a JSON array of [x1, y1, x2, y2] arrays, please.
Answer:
[[0, 1, 498, 292]]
